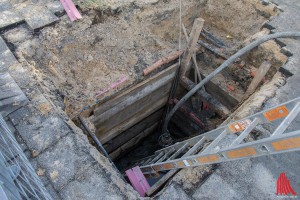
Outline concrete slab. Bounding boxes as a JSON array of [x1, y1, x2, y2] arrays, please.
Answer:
[[16, 116, 70, 154], [0, 10, 24, 30], [59, 164, 127, 200], [36, 133, 96, 191], [157, 184, 192, 200]]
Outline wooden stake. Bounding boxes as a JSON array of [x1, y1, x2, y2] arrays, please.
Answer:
[[242, 61, 272, 101], [182, 23, 202, 84], [180, 18, 205, 77]]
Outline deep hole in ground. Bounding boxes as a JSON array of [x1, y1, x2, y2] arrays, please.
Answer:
[[2, 0, 291, 195]]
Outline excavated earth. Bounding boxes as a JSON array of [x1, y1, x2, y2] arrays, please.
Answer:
[[2, 0, 292, 198], [5, 0, 281, 119]]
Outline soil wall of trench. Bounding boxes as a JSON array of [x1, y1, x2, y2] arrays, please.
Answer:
[[6, 0, 279, 119]]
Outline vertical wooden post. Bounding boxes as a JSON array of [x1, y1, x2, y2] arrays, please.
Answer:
[[182, 23, 203, 84], [180, 18, 205, 77], [242, 61, 272, 100]]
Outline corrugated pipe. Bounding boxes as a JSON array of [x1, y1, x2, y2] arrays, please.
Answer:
[[162, 32, 300, 134]]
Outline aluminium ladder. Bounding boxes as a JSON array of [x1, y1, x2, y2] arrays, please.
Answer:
[[133, 97, 300, 174]]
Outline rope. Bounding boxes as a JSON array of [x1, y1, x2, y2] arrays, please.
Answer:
[[158, 0, 183, 146]]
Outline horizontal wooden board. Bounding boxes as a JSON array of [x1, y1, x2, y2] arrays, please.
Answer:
[[97, 92, 169, 144], [95, 81, 172, 132], [93, 63, 178, 118], [109, 123, 159, 160], [103, 109, 164, 154], [92, 63, 178, 144]]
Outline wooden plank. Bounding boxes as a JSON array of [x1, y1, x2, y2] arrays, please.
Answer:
[[180, 18, 204, 77], [143, 51, 183, 76], [95, 82, 172, 142], [98, 95, 169, 144], [94, 81, 171, 131], [94, 72, 175, 125], [103, 109, 164, 154], [93, 63, 178, 117], [109, 123, 158, 160], [242, 61, 272, 100], [0, 73, 28, 117]]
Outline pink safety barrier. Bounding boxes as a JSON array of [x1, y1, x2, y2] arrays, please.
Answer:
[[125, 166, 150, 197], [60, 0, 82, 21]]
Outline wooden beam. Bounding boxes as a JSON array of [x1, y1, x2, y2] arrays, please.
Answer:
[[242, 61, 272, 101], [109, 122, 159, 160], [180, 18, 204, 77], [143, 51, 183, 76], [180, 76, 230, 117]]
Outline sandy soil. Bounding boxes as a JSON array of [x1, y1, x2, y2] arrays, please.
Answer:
[[6, 0, 280, 119]]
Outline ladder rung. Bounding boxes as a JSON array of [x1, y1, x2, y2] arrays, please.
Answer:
[[201, 130, 227, 154], [184, 137, 207, 156], [149, 152, 164, 164], [167, 143, 189, 160], [142, 157, 155, 166], [156, 149, 175, 163], [272, 102, 300, 136], [230, 117, 260, 147]]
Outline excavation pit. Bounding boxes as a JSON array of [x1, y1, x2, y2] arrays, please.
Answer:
[[2, 0, 292, 196]]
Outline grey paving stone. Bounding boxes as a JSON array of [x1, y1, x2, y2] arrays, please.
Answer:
[[0, 0, 12, 12], [0, 72, 28, 117], [59, 164, 126, 200], [16, 116, 70, 154], [45, 183, 62, 200], [0, 10, 24, 30], [36, 133, 96, 191], [7, 63, 31, 88], [3, 25, 33, 44], [8, 106, 31, 126], [20, 5, 59, 30], [46, 1, 65, 14], [0, 37, 18, 72], [157, 184, 192, 200]]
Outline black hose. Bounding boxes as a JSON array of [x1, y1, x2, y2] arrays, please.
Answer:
[[78, 116, 112, 162], [162, 32, 300, 134]]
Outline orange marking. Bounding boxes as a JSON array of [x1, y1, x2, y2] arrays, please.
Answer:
[[152, 165, 161, 171], [177, 161, 185, 167], [197, 155, 219, 164], [263, 105, 289, 121], [227, 147, 256, 159], [162, 163, 174, 169], [229, 119, 252, 133], [272, 137, 300, 151]]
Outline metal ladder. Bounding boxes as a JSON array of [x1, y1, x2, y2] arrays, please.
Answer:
[[135, 97, 300, 174]]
